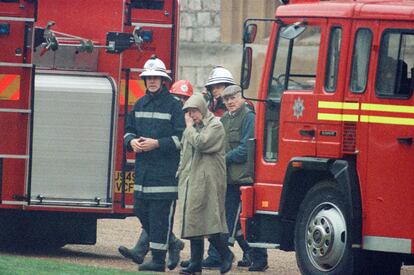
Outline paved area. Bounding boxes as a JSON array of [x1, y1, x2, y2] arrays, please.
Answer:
[[0, 217, 413, 274]]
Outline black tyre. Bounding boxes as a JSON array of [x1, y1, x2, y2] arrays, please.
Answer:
[[295, 181, 353, 275]]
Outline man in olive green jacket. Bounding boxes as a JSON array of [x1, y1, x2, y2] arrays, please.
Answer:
[[220, 85, 268, 272]]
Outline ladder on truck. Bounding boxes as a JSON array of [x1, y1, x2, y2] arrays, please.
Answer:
[[0, 0, 36, 207]]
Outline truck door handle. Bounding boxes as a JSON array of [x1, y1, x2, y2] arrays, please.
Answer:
[[397, 137, 412, 145], [299, 129, 315, 137]]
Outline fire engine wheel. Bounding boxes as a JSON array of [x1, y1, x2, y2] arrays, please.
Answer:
[[295, 181, 352, 275]]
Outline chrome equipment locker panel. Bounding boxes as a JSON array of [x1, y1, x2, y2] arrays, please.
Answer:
[[31, 72, 115, 206]]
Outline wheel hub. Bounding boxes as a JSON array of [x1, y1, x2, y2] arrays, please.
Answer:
[[305, 203, 347, 271]]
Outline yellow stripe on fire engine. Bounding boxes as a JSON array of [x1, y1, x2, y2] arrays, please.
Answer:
[[318, 101, 359, 110], [360, 115, 414, 126], [120, 79, 145, 105], [361, 103, 414, 114], [317, 113, 359, 122]]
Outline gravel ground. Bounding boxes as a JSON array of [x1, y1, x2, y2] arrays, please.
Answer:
[[0, 217, 413, 274]]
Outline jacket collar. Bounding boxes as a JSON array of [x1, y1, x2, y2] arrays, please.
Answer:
[[142, 86, 169, 106], [227, 104, 247, 118]]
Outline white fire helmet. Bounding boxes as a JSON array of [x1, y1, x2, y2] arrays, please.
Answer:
[[140, 56, 172, 82], [204, 66, 236, 88]]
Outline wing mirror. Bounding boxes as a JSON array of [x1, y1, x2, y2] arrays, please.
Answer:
[[241, 47, 253, 89], [243, 23, 257, 44]]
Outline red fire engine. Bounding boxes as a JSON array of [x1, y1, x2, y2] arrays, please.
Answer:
[[240, 0, 414, 274], [0, 0, 179, 248]]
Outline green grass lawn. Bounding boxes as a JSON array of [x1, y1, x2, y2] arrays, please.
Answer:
[[0, 254, 148, 275]]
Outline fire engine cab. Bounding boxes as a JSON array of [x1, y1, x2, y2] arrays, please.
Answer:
[[240, 0, 414, 274], [0, 0, 178, 248]]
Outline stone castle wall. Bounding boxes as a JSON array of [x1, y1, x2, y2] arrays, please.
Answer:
[[177, 0, 276, 94]]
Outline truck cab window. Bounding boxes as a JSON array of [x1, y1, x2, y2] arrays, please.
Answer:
[[325, 27, 342, 92], [264, 24, 321, 162], [350, 28, 372, 93], [269, 25, 321, 95], [376, 30, 414, 98], [131, 0, 164, 10]]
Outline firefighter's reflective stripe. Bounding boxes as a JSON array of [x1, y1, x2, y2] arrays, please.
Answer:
[[172, 135, 180, 149], [0, 74, 20, 100], [123, 132, 136, 139], [135, 111, 172, 120], [120, 79, 145, 105], [134, 185, 178, 193], [150, 242, 169, 250], [148, 200, 175, 251], [317, 100, 414, 126]]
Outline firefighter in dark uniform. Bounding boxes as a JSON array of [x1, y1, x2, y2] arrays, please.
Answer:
[[118, 80, 193, 271], [122, 56, 185, 272]]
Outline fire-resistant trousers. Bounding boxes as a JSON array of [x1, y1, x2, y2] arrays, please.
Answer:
[[134, 199, 176, 252]]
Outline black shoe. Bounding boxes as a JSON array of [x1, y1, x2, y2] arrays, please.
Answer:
[[179, 263, 202, 275], [118, 246, 145, 264], [237, 252, 252, 267], [220, 251, 234, 274], [167, 239, 185, 270], [248, 261, 269, 272], [138, 260, 166, 272], [180, 260, 191, 268], [202, 257, 222, 269]]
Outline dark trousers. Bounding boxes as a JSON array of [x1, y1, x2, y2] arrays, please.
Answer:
[[207, 185, 267, 263], [134, 198, 176, 253]]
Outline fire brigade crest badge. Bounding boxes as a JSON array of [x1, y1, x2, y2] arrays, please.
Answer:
[[293, 97, 304, 119]]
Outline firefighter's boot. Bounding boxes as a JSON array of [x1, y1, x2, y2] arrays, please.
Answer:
[[167, 234, 185, 270], [118, 229, 149, 264], [237, 251, 252, 267], [180, 239, 203, 275], [208, 234, 234, 274], [236, 236, 252, 267], [138, 249, 166, 272]]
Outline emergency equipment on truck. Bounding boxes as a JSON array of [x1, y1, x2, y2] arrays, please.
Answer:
[[0, 0, 179, 248]]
